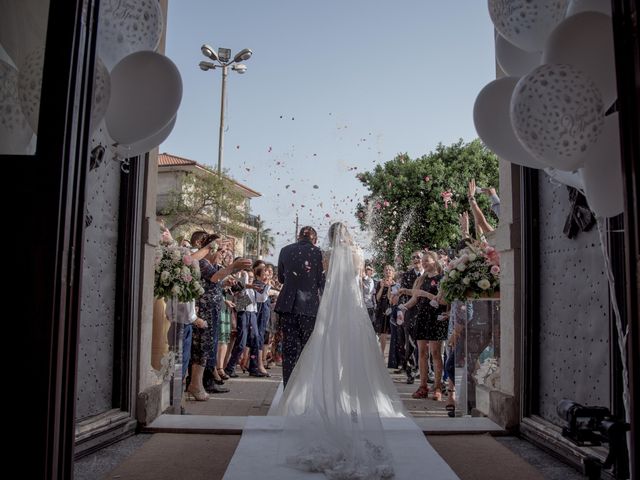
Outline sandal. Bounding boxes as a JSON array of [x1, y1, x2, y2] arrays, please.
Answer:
[[412, 385, 429, 399], [445, 404, 456, 418], [433, 389, 443, 401], [217, 368, 229, 380]]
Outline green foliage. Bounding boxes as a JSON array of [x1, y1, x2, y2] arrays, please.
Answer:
[[356, 139, 499, 269], [158, 169, 247, 238]]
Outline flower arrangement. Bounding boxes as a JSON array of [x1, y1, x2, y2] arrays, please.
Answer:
[[439, 240, 500, 303], [154, 244, 204, 302]]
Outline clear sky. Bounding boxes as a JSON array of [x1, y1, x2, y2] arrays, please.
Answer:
[[161, 1, 496, 261]]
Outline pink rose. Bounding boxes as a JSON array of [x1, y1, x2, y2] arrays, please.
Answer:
[[490, 265, 500, 275], [182, 255, 192, 266], [487, 250, 500, 266]]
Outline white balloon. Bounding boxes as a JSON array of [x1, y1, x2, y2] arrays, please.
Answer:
[[113, 114, 177, 158], [495, 34, 541, 77], [543, 167, 584, 192], [0, 59, 34, 153], [582, 113, 623, 217], [511, 63, 604, 171], [105, 51, 182, 146], [473, 76, 548, 169], [567, 0, 611, 16], [17, 47, 45, 132], [98, 0, 163, 71], [90, 57, 111, 133], [0, 0, 49, 68], [488, 0, 569, 52], [543, 12, 617, 108]]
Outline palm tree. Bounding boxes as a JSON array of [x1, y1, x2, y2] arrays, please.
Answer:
[[258, 226, 276, 257], [246, 218, 276, 258]]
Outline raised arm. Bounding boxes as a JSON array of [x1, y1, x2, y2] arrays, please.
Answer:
[[209, 257, 252, 283], [468, 179, 494, 236]]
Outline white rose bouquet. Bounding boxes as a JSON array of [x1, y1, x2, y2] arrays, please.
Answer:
[[154, 244, 205, 302], [440, 240, 500, 303]]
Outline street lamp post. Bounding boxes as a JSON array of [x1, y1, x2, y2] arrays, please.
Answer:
[[199, 44, 252, 225]]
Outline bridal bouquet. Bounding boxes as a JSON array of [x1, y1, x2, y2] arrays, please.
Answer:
[[440, 240, 500, 303], [154, 244, 204, 302]]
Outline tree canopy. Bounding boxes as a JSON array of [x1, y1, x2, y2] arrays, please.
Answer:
[[158, 169, 247, 238], [355, 139, 499, 269]]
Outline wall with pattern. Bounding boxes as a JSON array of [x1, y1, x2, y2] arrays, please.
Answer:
[[537, 175, 610, 425], [75, 128, 122, 421]]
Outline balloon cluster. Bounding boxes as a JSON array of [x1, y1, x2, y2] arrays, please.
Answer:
[[474, 0, 622, 217], [0, 0, 181, 159]]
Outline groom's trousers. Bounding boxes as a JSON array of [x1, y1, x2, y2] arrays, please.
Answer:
[[281, 313, 316, 387]]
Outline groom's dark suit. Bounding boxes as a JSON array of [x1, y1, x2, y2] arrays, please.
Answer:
[[275, 237, 325, 386]]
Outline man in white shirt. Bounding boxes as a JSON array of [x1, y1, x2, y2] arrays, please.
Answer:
[[361, 266, 376, 326]]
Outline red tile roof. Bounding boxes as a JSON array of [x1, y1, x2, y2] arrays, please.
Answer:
[[158, 152, 261, 197], [158, 153, 196, 166]]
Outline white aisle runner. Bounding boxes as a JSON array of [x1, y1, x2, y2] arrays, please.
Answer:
[[223, 384, 460, 480]]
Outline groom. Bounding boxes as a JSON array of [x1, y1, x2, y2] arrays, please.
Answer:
[[275, 226, 325, 387]]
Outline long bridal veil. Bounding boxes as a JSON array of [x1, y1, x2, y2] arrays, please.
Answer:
[[274, 222, 406, 480]]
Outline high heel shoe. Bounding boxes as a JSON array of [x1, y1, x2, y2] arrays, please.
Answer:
[[217, 368, 229, 380], [239, 360, 248, 373], [212, 370, 225, 385], [186, 384, 209, 401]]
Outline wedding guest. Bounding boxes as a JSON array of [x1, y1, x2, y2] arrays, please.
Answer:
[[216, 250, 236, 381], [160, 229, 215, 402], [387, 272, 403, 369], [195, 233, 252, 394], [399, 251, 447, 400], [399, 251, 424, 384], [166, 300, 209, 401], [225, 268, 271, 377], [262, 264, 280, 368], [248, 265, 272, 376], [361, 265, 376, 326], [374, 265, 395, 356]]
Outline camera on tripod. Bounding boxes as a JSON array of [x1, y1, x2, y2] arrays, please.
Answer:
[[557, 399, 629, 479]]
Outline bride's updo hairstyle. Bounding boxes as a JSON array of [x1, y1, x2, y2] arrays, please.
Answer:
[[327, 222, 351, 247]]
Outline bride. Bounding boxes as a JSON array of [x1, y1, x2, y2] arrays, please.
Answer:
[[274, 222, 406, 479]]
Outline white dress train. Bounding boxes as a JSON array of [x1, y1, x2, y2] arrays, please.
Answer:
[[274, 224, 405, 479], [223, 222, 460, 480]]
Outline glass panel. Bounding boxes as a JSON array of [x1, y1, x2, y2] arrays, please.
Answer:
[[455, 299, 500, 416], [0, 0, 50, 155]]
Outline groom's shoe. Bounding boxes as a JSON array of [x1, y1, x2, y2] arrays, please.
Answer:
[[406, 375, 415, 385]]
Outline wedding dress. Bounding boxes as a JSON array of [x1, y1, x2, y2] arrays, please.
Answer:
[[223, 222, 459, 480], [274, 222, 406, 480]]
